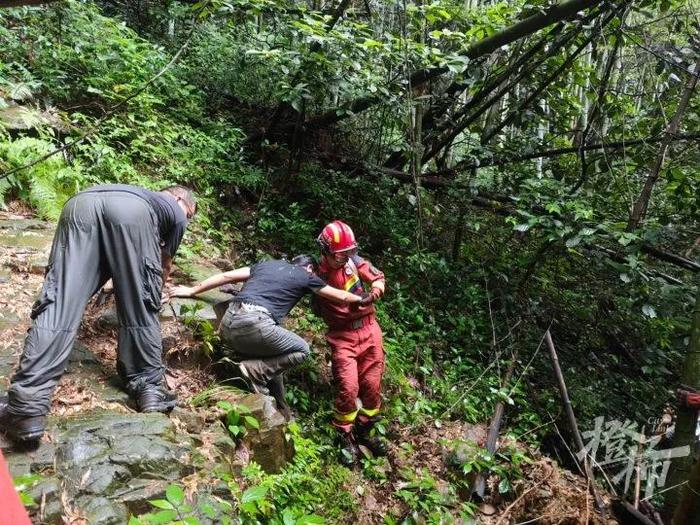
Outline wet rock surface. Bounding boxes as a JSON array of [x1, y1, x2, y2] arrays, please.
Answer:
[[238, 393, 292, 473], [0, 213, 292, 523], [1, 411, 195, 523]]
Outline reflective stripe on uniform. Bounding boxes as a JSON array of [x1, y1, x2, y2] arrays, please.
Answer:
[[334, 409, 359, 423], [343, 273, 359, 291], [359, 406, 380, 417]]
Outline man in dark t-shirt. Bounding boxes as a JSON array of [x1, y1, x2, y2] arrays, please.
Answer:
[[0, 184, 196, 443], [171, 256, 370, 418]]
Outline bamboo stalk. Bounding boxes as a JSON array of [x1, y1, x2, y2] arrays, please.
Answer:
[[471, 350, 519, 499], [545, 330, 607, 521]]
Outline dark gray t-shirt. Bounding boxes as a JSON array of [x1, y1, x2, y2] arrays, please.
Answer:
[[235, 260, 326, 322], [81, 184, 187, 257]]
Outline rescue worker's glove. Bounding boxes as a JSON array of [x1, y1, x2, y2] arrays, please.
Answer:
[[676, 387, 700, 410], [369, 288, 382, 301]]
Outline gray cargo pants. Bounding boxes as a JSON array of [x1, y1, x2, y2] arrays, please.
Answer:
[[8, 191, 165, 416], [219, 307, 310, 386]]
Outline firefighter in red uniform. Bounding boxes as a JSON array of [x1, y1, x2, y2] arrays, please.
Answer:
[[314, 220, 388, 465], [0, 449, 32, 524]]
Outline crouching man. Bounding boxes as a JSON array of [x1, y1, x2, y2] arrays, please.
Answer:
[[170, 255, 369, 419]]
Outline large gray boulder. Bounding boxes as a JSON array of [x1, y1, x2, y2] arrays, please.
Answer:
[[3, 411, 195, 524]]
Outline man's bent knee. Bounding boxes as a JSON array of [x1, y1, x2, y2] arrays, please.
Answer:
[[297, 340, 311, 356]]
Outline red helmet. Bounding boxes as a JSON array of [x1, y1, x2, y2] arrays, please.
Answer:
[[317, 220, 357, 254]]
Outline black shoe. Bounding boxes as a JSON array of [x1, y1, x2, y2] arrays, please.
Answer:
[[235, 363, 269, 395], [267, 377, 293, 421], [0, 396, 46, 442], [355, 419, 388, 457], [338, 432, 360, 467], [137, 386, 179, 413]]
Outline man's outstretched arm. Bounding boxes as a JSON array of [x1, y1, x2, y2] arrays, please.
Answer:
[[315, 285, 366, 305], [170, 267, 252, 298]]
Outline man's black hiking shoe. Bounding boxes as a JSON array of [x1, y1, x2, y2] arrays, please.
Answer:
[[0, 396, 46, 442], [268, 376, 293, 421], [234, 362, 269, 395], [137, 386, 179, 413]]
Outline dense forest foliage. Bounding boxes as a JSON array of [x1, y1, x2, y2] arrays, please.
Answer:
[[1, 0, 699, 522]]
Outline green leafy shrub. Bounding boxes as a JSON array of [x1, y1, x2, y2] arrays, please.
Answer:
[[0, 137, 82, 219], [129, 484, 234, 525], [179, 303, 220, 357], [217, 400, 260, 440], [229, 422, 353, 524]]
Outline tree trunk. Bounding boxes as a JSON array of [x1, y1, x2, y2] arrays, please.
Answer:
[[480, 15, 610, 146], [545, 330, 607, 518], [627, 56, 700, 231], [573, 41, 593, 146], [411, 95, 425, 249], [666, 286, 700, 521], [536, 99, 548, 177]]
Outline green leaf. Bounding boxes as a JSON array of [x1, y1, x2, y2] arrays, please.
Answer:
[[244, 415, 260, 429], [183, 516, 201, 525], [217, 401, 233, 411], [236, 404, 252, 415], [361, 39, 384, 48], [19, 492, 36, 506], [297, 515, 326, 525], [498, 478, 511, 493], [149, 499, 175, 510], [226, 411, 240, 426], [240, 501, 257, 514], [282, 508, 295, 525], [241, 485, 268, 503], [200, 503, 217, 519], [545, 202, 561, 214], [149, 510, 178, 524], [617, 232, 637, 246], [166, 484, 185, 506], [642, 305, 657, 318], [565, 236, 581, 248]]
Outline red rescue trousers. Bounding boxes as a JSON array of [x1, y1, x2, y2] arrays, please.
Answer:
[[327, 315, 385, 433], [0, 450, 32, 525]]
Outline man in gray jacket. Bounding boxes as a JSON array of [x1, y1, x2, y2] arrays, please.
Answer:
[[171, 255, 371, 419], [0, 184, 196, 442]]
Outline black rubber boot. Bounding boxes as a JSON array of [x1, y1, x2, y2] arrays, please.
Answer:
[[338, 431, 361, 467], [136, 385, 179, 413], [0, 396, 46, 442], [355, 417, 387, 457]]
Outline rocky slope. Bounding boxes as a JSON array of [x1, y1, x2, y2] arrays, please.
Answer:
[[0, 210, 290, 524]]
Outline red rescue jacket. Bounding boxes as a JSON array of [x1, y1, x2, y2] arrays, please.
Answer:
[[314, 255, 385, 327]]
